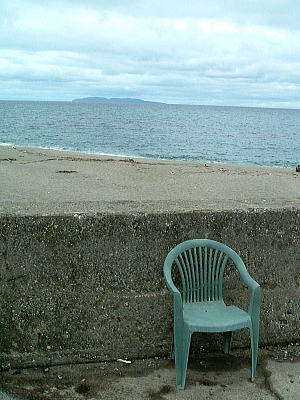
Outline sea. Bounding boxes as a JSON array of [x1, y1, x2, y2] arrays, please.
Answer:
[[0, 100, 299, 168]]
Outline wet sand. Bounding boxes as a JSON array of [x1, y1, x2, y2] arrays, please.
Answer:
[[0, 145, 299, 214]]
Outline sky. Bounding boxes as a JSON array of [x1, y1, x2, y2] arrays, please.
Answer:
[[1, 0, 300, 108]]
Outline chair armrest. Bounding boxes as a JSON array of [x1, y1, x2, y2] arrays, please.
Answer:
[[235, 259, 261, 319], [173, 291, 184, 327], [164, 272, 183, 317], [248, 284, 261, 322], [163, 260, 184, 323], [235, 259, 259, 289], [164, 259, 182, 295]]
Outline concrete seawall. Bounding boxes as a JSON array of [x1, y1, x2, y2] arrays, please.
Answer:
[[0, 209, 299, 369]]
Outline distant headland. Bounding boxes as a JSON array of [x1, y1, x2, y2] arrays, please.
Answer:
[[72, 97, 165, 104]]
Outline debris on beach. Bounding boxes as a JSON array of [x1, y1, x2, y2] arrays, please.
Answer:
[[296, 165, 300, 172], [56, 170, 78, 173], [117, 358, 132, 364]]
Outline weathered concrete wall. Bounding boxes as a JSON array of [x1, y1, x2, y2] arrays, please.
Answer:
[[0, 209, 299, 369]]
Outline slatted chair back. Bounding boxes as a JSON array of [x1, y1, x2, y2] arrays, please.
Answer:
[[165, 239, 248, 304]]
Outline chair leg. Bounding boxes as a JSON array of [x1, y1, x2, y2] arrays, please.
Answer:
[[170, 334, 175, 360], [250, 323, 259, 381], [175, 327, 191, 390], [223, 331, 232, 354]]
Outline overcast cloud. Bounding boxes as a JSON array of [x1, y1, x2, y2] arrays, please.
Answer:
[[1, 0, 300, 108]]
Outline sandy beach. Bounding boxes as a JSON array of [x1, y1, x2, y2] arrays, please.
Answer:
[[0, 145, 299, 214]]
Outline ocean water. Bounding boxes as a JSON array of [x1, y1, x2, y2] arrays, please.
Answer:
[[0, 100, 299, 168]]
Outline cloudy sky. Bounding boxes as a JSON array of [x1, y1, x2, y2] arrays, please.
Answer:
[[1, 0, 300, 108]]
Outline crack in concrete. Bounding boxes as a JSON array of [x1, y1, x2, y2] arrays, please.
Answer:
[[261, 359, 284, 400]]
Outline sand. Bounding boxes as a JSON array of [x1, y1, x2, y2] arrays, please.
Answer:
[[0, 145, 299, 215]]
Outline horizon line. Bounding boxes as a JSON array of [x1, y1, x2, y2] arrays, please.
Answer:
[[1, 98, 300, 111]]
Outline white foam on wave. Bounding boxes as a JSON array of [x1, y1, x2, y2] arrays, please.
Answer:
[[1, 142, 151, 161], [0, 144, 291, 169], [0, 142, 13, 146]]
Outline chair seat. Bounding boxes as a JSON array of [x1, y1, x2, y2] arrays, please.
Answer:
[[183, 301, 251, 332]]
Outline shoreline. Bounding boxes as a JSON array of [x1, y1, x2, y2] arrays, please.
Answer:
[[0, 143, 293, 170], [2, 143, 289, 169], [0, 144, 299, 215]]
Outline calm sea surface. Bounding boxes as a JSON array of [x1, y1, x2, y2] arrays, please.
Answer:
[[1, 101, 299, 168]]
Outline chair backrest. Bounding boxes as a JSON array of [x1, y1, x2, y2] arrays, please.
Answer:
[[164, 239, 247, 304]]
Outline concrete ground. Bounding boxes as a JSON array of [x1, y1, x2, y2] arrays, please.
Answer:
[[0, 346, 299, 400]]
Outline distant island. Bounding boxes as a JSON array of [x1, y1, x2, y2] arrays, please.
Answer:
[[72, 97, 165, 104]]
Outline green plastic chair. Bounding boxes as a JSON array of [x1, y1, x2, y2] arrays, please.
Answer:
[[163, 239, 261, 390]]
